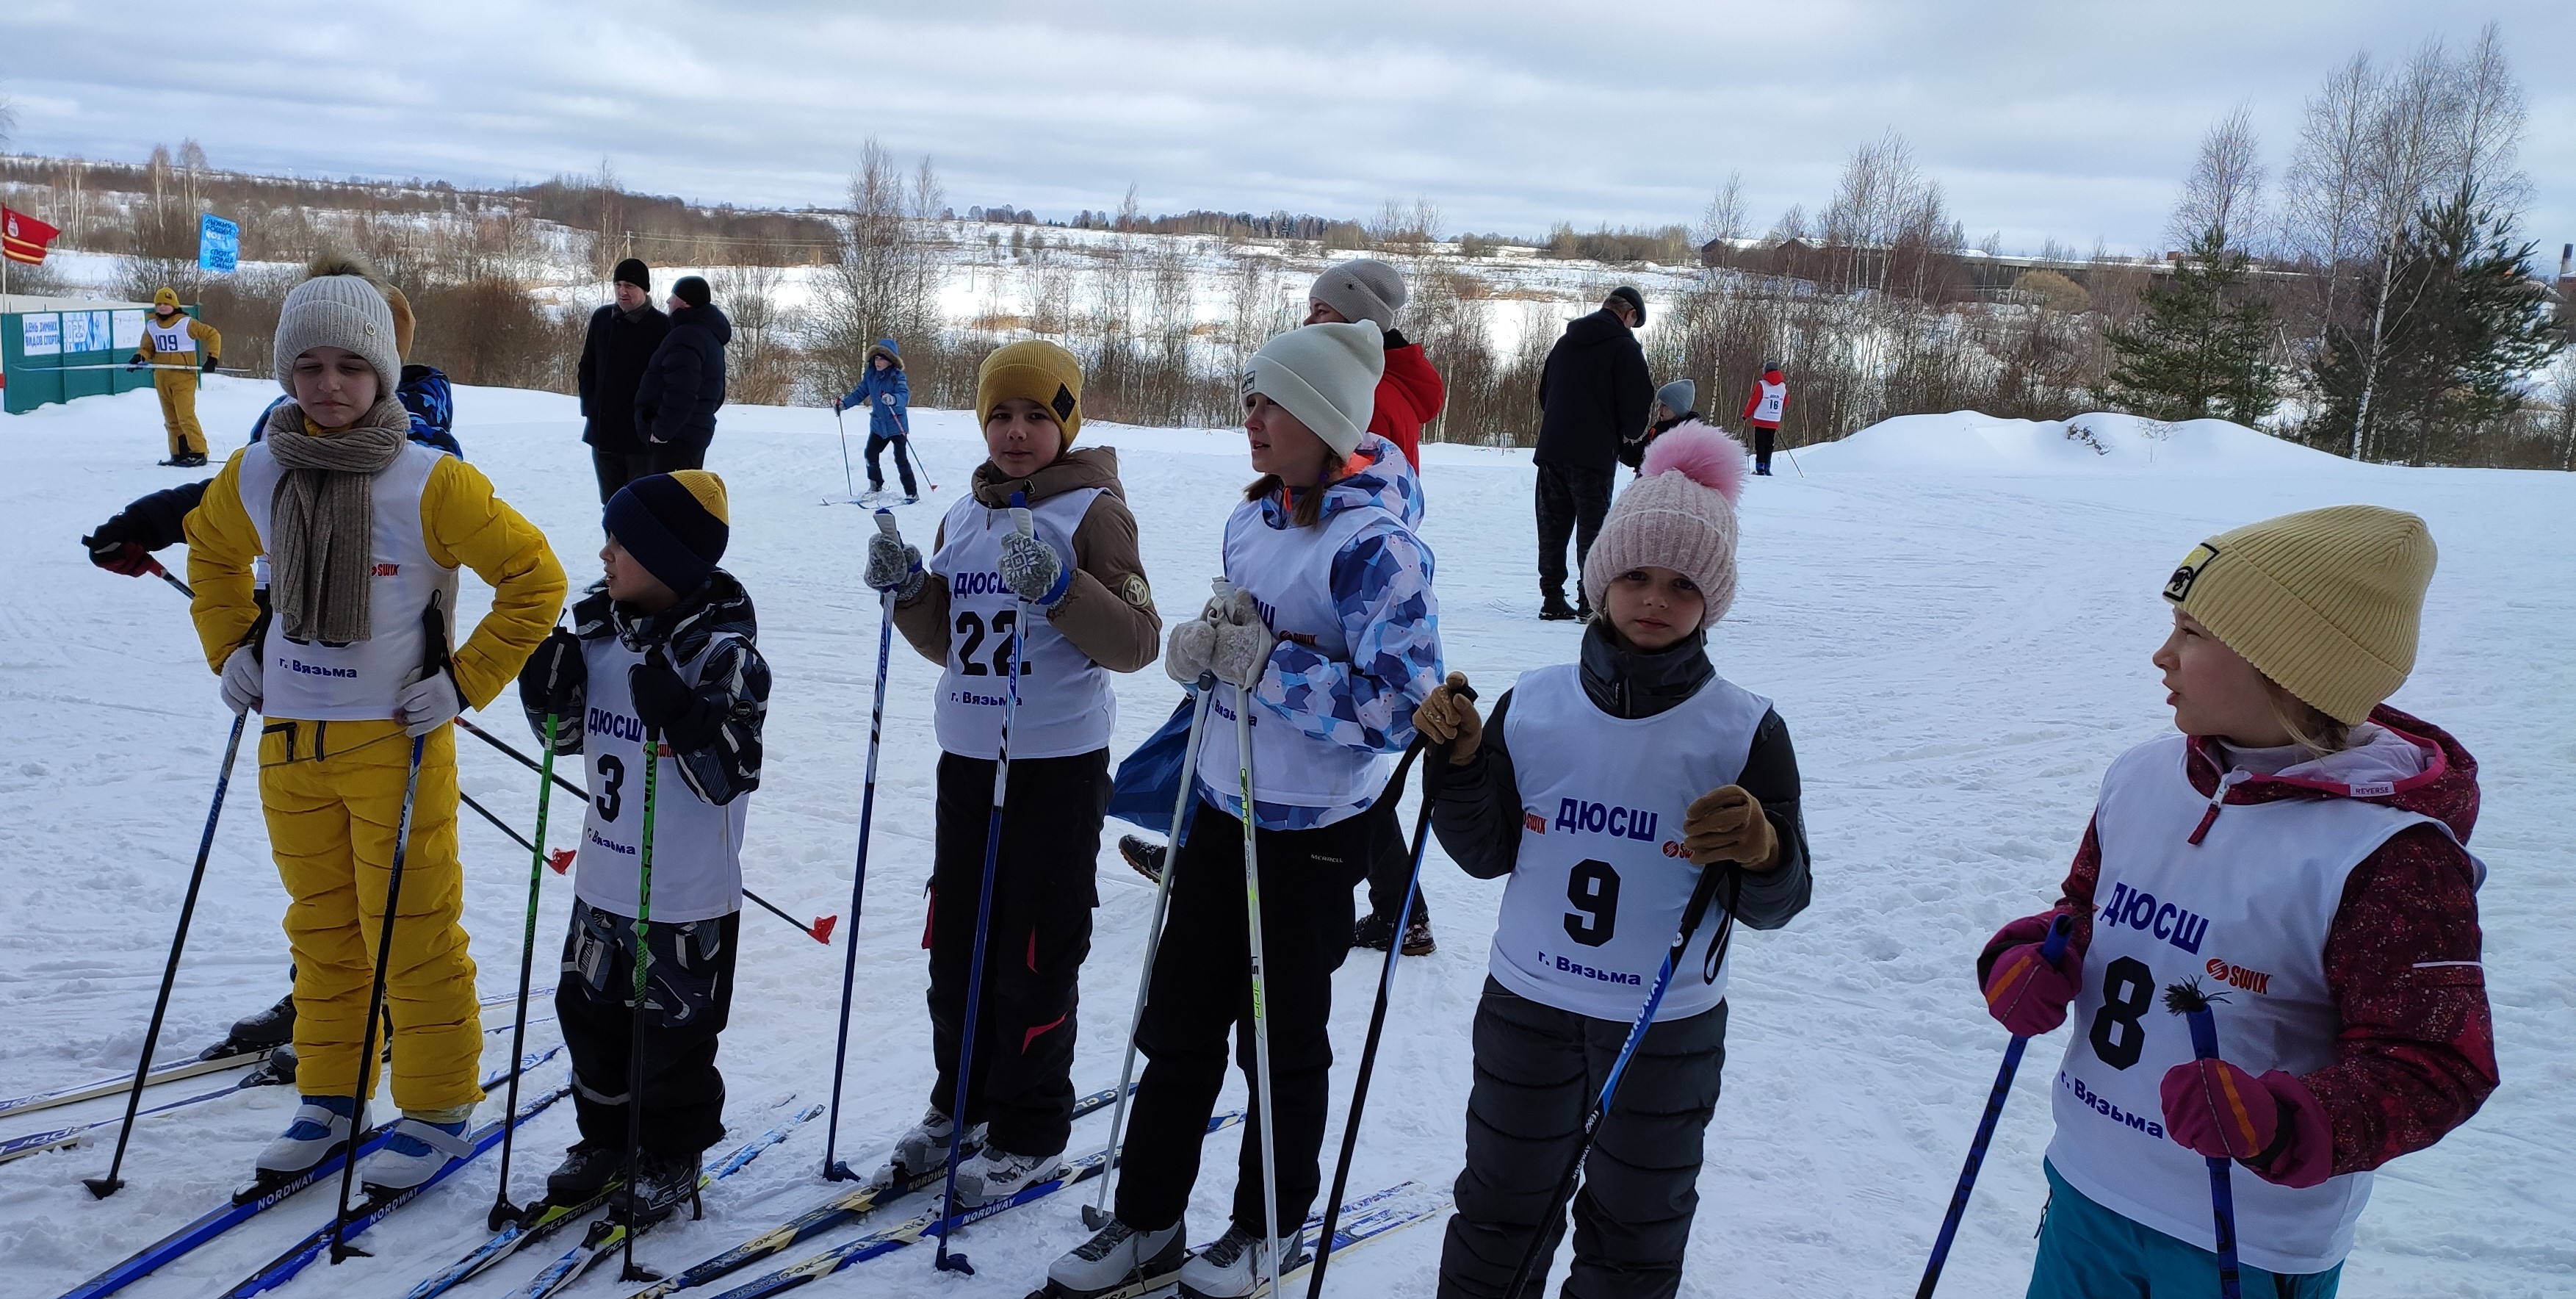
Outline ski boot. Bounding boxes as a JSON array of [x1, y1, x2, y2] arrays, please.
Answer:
[[242, 1043, 299, 1088], [1352, 913, 1397, 951], [157, 452, 209, 469], [544, 1140, 623, 1204], [607, 1149, 702, 1223], [1400, 916, 1437, 957], [243, 1094, 359, 1196], [1036, 1215, 1185, 1298], [1118, 835, 1167, 884], [360, 1113, 475, 1193], [204, 991, 296, 1059], [952, 1144, 1059, 1207], [867, 1107, 984, 1189], [1177, 1223, 1307, 1298], [1538, 591, 1580, 622]]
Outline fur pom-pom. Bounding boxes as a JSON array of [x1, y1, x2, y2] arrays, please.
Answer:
[[1638, 420, 1750, 504]]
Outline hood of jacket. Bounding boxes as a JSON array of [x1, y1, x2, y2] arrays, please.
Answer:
[[868, 338, 902, 369], [971, 444, 1126, 509], [670, 303, 733, 348], [1559, 307, 1631, 350], [1379, 338, 1448, 425], [1760, 367, 1784, 383], [1255, 432, 1424, 530], [1578, 619, 1713, 719], [2184, 704, 2478, 844], [573, 568, 757, 661]]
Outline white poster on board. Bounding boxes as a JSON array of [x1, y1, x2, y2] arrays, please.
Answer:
[[60, 311, 93, 353], [21, 314, 61, 356], [113, 310, 145, 350]]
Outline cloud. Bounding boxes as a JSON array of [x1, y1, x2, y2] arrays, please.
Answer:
[[3, 0, 2567, 256]]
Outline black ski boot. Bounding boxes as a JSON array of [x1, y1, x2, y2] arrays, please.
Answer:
[[1118, 835, 1167, 884], [607, 1150, 702, 1224], [544, 1142, 623, 1206], [206, 992, 296, 1057], [241, 1043, 299, 1087], [1352, 913, 1396, 951], [1539, 591, 1580, 622], [158, 452, 209, 468]]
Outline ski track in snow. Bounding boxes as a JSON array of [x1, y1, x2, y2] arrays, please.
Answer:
[[1, 384, 2569, 1298]]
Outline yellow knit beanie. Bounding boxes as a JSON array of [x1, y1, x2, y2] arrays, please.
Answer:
[[977, 340, 1085, 447], [2160, 505, 2436, 724]]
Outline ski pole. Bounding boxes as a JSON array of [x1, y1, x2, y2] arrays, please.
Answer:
[[894, 408, 938, 492], [1507, 864, 1743, 1298], [82, 710, 250, 1200], [1223, 576, 1285, 1299], [2165, 981, 2245, 1299], [1916, 913, 2074, 1298], [486, 674, 565, 1231], [450, 716, 829, 944], [833, 406, 859, 504], [1308, 683, 1475, 1297], [823, 512, 902, 1181], [143, 557, 196, 600], [932, 492, 1035, 1277], [1085, 674, 1216, 1227], [330, 594, 451, 1263], [621, 715, 666, 1284]]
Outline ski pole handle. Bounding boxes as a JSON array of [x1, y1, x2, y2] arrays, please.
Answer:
[[874, 508, 898, 538], [1008, 489, 1031, 537], [2038, 913, 2074, 969]]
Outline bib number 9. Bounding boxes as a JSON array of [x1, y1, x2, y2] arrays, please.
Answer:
[[1563, 858, 1620, 948], [2089, 955, 2155, 1070]]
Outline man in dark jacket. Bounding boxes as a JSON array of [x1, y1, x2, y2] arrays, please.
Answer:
[[635, 276, 730, 472], [1532, 286, 1652, 620], [579, 258, 675, 503]]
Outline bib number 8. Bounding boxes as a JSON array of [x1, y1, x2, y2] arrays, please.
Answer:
[[2089, 955, 2155, 1070], [1563, 858, 1620, 948]]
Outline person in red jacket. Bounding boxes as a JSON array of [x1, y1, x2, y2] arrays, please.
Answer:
[[1306, 258, 1446, 472], [1741, 361, 1786, 475]]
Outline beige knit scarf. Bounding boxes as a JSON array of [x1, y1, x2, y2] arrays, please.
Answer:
[[264, 397, 408, 645]]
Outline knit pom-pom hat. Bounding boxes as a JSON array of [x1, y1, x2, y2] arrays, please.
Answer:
[[1582, 420, 1748, 628]]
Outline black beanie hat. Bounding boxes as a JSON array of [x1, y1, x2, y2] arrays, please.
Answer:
[[613, 258, 651, 292], [673, 276, 710, 309], [1608, 285, 1646, 327], [604, 471, 729, 594]]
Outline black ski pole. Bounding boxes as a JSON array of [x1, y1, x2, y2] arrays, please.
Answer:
[[1308, 683, 1474, 1297], [330, 594, 450, 1263], [142, 555, 196, 600], [486, 683, 566, 1231], [823, 514, 901, 1181], [82, 709, 249, 1199], [1916, 913, 2074, 1297]]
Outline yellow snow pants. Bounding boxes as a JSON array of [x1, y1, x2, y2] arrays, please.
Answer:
[[153, 369, 206, 458], [258, 718, 483, 1112]]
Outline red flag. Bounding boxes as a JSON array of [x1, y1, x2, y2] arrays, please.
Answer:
[[3, 206, 62, 265]]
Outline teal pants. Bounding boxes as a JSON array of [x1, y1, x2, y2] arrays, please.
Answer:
[[2028, 1162, 2342, 1299]]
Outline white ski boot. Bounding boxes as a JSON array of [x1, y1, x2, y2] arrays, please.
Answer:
[[1177, 1223, 1307, 1298], [358, 1115, 475, 1192], [1042, 1215, 1186, 1298], [951, 1144, 1058, 1206], [254, 1095, 360, 1178], [866, 1107, 985, 1189]]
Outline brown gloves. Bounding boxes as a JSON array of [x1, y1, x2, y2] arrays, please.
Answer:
[[1412, 672, 1483, 764], [1683, 785, 1781, 871]]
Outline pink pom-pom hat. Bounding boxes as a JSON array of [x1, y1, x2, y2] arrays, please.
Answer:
[[1582, 420, 1750, 629]]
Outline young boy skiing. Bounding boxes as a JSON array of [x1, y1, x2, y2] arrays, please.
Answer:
[[1619, 378, 1700, 471], [834, 339, 916, 502], [1739, 361, 1786, 475], [1979, 505, 2494, 1297], [864, 339, 1161, 1203], [515, 470, 771, 1217], [1418, 420, 1811, 1299], [182, 256, 566, 1190], [1042, 320, 1442, 1299]]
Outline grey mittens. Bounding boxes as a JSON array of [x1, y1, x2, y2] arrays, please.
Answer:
[[865, 514, 926, 600], [998, 516, 1070, 608]]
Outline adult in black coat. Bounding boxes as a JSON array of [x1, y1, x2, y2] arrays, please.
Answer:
[[635, 276, 731, 473], [579, 258, 676, 503], [1532, 287, 1653, 620]]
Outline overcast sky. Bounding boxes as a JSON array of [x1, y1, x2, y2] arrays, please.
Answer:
[[4, 1, 2569, 259]]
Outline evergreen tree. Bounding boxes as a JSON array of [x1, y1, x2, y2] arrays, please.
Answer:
[[2310, 184, 2564, 464], [2101, 223, 2281, 425]]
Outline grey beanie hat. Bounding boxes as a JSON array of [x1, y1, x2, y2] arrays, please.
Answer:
[[1656, 378, 1695, 416], [273, 270, 401, 398], [1243, 320, 1385, 458], [1308, 258, 1407, 329]]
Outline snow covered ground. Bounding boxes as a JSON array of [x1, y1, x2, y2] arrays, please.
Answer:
[[1, 384, 2569, 1298]]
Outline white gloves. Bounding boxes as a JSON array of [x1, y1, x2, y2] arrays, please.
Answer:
[[997, 513, 1069, 608], [865, 514, 925, 598], [220, 646, 264, 716], [1209, 613, 1278, 689], [1165, 619, 1216, 686], [396, 669, 461, 738], [1164, 584, 1275, 690]]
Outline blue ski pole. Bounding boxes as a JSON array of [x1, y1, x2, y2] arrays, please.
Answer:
[[1916, 913, 2074, 1297], [2165, 981, 2245, 1299], [823, 511, 905, 1181], [932, 492, 1034, 1276]]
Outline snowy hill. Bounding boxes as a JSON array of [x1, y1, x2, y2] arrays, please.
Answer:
[[1, 387, 2569, 1297]]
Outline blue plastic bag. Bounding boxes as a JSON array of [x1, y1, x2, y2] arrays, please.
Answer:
[[1108, 693, 1199, 835]]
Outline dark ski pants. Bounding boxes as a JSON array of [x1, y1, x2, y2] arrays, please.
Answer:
[[558, 902, 740, 1158], [1533, 464, 1612, 607], [1751, 425, 1777, 474], [1362, 794, 1429, 928], [1438, 979, 1728, 1299], [865, 432, 918, 495], [593, 443, 712, 505], [927, 749, 1109, 1158], [1115, 797, 1369, 1237]]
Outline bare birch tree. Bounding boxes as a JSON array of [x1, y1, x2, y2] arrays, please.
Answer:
[[2167, 106, 2265, 253]]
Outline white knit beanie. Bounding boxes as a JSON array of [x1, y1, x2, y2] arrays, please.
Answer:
[[1308, 259, 1407, 329], [273, 266, 401, 398], [1582, 420, 1750, 628], [1243, 321, 1384, 458]]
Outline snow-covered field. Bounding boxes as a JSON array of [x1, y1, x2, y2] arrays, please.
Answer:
[[1, 384, 2569, 1298]]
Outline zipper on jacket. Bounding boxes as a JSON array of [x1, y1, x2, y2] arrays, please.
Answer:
[[2187, 770, 2252, 846]]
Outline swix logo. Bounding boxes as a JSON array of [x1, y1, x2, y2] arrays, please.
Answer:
[[1554, 798, 1659, 842], [2101, 880, 2209, 954], [2205, 958, 2273, 995], [1662, 840, 1689, 858], [1523, 810, 1547, 835], [371, 563, 400, 577]]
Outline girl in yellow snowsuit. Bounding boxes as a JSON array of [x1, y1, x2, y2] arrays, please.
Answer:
[[183, 255, 566, 1187], [133, 286, 222, 464]]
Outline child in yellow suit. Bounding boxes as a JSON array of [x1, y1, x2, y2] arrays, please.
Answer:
[[184, 254, 566, 1190], [129, 286, 223, 467]]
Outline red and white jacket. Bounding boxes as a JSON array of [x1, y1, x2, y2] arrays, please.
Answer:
[[1741, 368, 1786, 429]]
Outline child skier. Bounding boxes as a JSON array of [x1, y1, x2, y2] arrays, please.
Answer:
[[1619, 378, 1700, 471], [834, 339, 915, 502], [1739, 361, 1786, 475], [864, 339, 1161, 1204], [1418, 421, 1811, 1299], [183, 255, 566, 1190], [1041, 321, 1443, 1299], [514, 470, 771, 1217], [130, 286, 222, 467], [1978, 505, 2494, 1296]]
